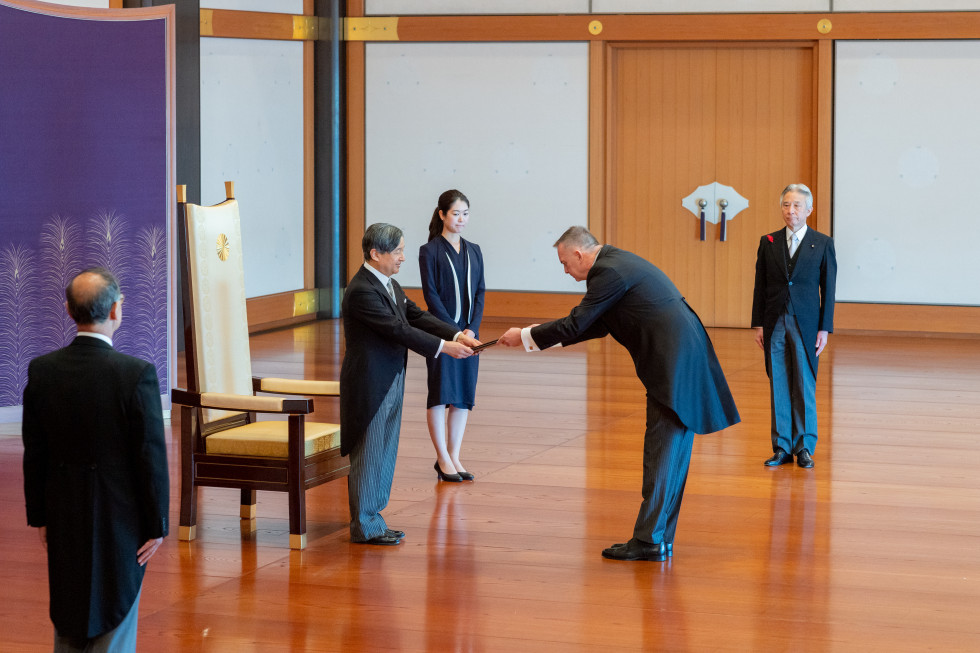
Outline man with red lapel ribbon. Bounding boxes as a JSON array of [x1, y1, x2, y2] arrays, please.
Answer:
[[752, 184, 837, 469]]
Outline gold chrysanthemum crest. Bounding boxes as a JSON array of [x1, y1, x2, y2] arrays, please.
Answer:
[[216, 233, 231, 261]]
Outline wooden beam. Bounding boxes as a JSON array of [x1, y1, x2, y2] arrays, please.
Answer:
[[369, 13, 980, 43], [200, 9, 317, 41], [835, 303, 980, 336], [346, 40, 366, 283], [304, 40, 315, 289], [403, 288, 584, 322], [588, 40, 606, 244], [246, 290, 319, 333], [814, 39, 833, 234]]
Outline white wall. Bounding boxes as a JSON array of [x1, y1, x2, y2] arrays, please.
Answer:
[[834, 41, 980, 305], [200, 38, 305, 299], [365, 42, 588, 292]]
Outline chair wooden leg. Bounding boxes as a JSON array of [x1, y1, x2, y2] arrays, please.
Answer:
[[288, 416, 307, 549], [179, 406, 198, 541], [240, 488, 257, 519]]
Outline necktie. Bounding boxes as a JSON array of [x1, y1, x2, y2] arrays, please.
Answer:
[[386, 279, 396, 303], [789, 233, 799, 258]]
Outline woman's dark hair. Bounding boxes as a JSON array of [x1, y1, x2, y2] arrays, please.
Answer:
[[427, 189, 470, 242]]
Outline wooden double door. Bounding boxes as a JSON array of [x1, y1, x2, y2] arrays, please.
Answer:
[[606, 43, 819, 327]]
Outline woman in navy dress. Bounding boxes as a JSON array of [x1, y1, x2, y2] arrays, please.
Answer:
[[419, 189, 486, 481]]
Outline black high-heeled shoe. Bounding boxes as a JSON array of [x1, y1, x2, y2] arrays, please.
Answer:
[[456, 470, 475, 481], [434, 461, 462, 482]]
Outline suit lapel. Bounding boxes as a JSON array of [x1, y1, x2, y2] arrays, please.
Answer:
[[390, 279, 406, 320], [770, 231, 790, 280], [361, 268, 402, 319]]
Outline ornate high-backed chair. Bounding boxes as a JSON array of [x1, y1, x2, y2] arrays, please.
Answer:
[[171, 182, 348, 549]]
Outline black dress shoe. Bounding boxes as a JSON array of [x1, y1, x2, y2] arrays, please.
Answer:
[[765, 449, 794, 466], [796, 449, 814, 468], [355, 533, 402, 546], [385, 529, 405, 539], [612, 541, 674, 557], [602, 538, 667, 561], [434, 461, 463, 482], [456, 470, 475, 481]]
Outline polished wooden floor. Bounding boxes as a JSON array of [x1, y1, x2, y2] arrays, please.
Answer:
[[2, 318, 979, 652]]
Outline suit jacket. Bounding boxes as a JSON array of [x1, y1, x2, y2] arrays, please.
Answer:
[[418, 236, 486, 335], [531, 245, 740, 435], [340, 265, 460, 455], [22, 337, 169, 639], [751, 227, 837, 376]]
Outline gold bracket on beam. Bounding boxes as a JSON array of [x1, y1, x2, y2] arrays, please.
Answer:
[[293, 290, 319, 317], [200, 8, 213, 37], [344, 16, 399, 41], [293, 15, 318, 40]]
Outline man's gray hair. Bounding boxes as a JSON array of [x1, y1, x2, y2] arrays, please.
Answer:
[[554, 226, 599, 249], [66, 267, 121, 325], [780, 184, 813, 211], [362, 223, 403, 260]]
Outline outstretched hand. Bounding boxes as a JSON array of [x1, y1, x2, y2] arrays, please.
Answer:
[[497, 327, 524, 347], [443, 340, 474, 359], [457, 333, 481, 349]]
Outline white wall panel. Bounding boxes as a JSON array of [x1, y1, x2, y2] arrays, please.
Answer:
[[47, 0, 108, 7], [200, 38, 305, 299], [834, 41, 980, 305], [836, 0, 980, 10], [582, 0, 829, 12], [202, 0, 304, 13], [365, 42, 588, 293]]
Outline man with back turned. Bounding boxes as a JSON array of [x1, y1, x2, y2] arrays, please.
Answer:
[[23, 267, 169, 652]]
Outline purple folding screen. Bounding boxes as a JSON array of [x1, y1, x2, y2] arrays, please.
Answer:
[[0, 0, 175, 415]]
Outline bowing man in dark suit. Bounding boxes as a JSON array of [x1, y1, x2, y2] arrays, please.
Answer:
[[340, 223, 480, 546], [22, 267, 169, 652], [752, 183, 837, 469], [498, 227, 740, 562]]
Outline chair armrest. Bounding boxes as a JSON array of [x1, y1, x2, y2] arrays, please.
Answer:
[[252, 377, 340, 397], [171, 388, 313, 414]]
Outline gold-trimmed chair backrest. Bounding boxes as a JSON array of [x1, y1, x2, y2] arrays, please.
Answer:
[[184, 198, 253, 425]]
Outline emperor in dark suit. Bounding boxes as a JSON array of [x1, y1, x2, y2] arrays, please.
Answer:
[[22, 268, 168, 652], [752, 184, 837, 469], [499, 227, 740, 562], [340, 223, 479, 545]]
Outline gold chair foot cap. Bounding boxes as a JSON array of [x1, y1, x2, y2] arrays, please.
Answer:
[[178, 525, 197, 541], [290, 533, 307, 550]]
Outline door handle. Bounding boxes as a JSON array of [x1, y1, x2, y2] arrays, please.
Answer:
[[682, 183, 748, 242]]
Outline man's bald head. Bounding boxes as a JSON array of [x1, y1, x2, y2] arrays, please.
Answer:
[[66, 268, 121, 326]]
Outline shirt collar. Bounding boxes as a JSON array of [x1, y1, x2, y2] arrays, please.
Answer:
[[786, 224, 808, 243], [76, 331, 113, 347], [362, 262, 392, 287]]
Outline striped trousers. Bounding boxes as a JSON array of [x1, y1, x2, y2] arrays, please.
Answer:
[[632, 396, 695, 546], [348, 370, 405, 541]]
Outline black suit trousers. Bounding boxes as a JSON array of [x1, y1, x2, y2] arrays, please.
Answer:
[[633, 396, 694, 545]]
